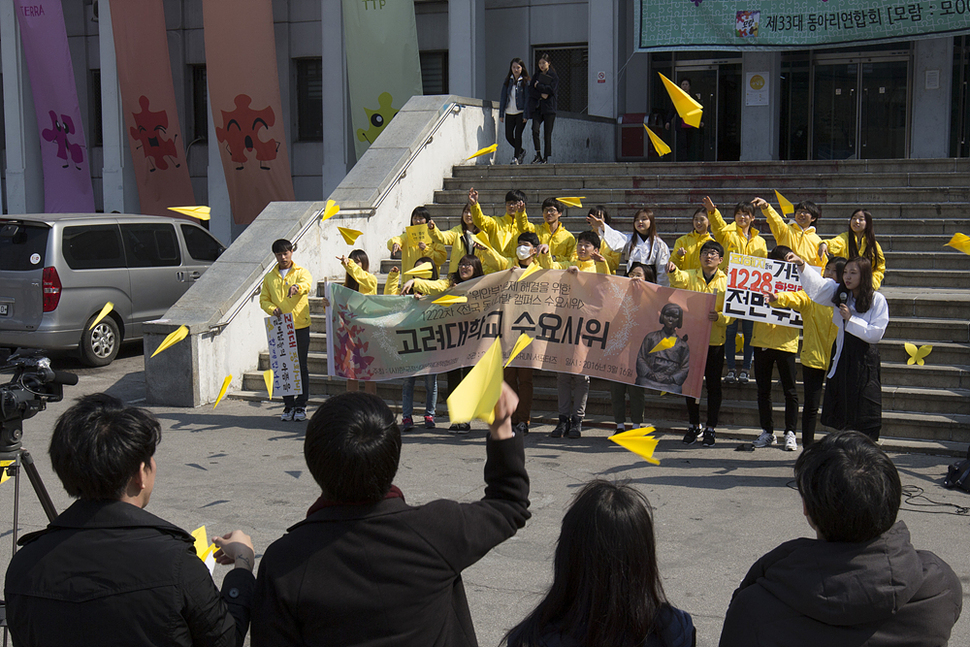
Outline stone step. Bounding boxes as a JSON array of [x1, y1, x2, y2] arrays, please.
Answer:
[[882, 251, 970, 270]]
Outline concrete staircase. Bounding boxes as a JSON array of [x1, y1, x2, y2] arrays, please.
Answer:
[[235, 159, 970, 443]]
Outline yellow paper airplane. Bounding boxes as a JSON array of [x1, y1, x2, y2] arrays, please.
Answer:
[[944, 232, 970, 255], [735, 333, 745, 354], [649, 336, 678, 354], [0, 460, 13, 485], [447, 338, 504, 424], [191, 525, 210, 558], [150, 325, 188, 358], [905, 343, 933, 366], [263, 369, 274, 399], [465, 144, 497, 160], [433, 295, 468, 305], [404, 262, 434, 278], [213, 375, 232, 409], [320, 199, 340, 223], [774, 190, 794, 216], [659, 73, 703, 128], [517, 262, 542, 282], [338, 226, 363, 245], [505, 333, 534, 368], [90, 302, 114, 329], [644, 125, 671, 157], [557, 197, 586, 208], [168, 206, 211, 221], [472, 233, 495, 252], [609, 426, 660, 465]]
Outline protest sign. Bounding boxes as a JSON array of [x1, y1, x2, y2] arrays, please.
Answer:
[[723, 253, 803, 328], [405, 223, 430, 246], [265, 312, 303, 398], [327, 268, 716, 398]]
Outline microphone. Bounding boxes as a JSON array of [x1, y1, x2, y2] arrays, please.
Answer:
[[837, 290, 849, 306]]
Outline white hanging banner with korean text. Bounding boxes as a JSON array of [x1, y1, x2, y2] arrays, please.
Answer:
[[265, 313, 303, 397]]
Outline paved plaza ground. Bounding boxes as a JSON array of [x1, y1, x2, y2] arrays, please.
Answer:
[[2, 349, 968, 646]]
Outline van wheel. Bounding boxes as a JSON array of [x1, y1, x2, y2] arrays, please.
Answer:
[[80, 315, 120, 366]]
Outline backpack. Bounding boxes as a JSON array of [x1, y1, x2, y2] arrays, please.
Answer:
[[943, 446, 970, 493]]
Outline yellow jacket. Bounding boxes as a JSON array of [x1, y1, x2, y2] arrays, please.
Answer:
[[600, 240, 621, 274], [429, 224, 490, 275], [708, 208, 768, 270], [410, 277, 452, 295], [260, 263, 312, 329], [478, 246, 542, 273], [773, 290, 837, 370], [539, 254, 611, 274], [752, 320, 799, 354], [671, 231, 714, 271], [521, 220, 577, 263], [383, 270, 400, 295], [761, 204, 825, 268], [470, 202, 528, 258], [824, 232, 886, 289], [668, 267, 731, 346], [343, 258, 377, 295], [386, 230, 447, 274]]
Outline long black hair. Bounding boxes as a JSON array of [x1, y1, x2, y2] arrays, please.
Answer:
[[847, 209, 878, 268], [449, 254, 484, 285], [503, 57, 530, 87], [505, 480, 669, 647], [343, 249, 369, 292], [834, 256, 875, 313]]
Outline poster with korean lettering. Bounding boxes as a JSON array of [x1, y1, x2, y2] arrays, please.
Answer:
[[327, 268, 716, 399], [723, 253, 804, 328], [265, 313, 303, 397]]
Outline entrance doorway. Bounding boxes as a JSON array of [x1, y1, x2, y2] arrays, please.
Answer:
[[952, 35, 970, 157]]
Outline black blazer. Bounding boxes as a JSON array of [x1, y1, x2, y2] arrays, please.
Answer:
[[530, 69, 559, 115]]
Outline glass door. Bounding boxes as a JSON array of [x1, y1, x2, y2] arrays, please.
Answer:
[[813, 63, 859, 159], [673, 64, 742, 161], [952, 36, 970, 157], [859, 61, 908, 158]]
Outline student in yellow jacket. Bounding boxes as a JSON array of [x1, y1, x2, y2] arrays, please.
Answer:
[[469, 188, 531, 258], [331, 250, 378, 396], [671, 208, 714, 272], [750, 246, 800, 450], [427, 204, 488, 276], [667, 240, 731, 447], [387, 206, 447, 274], [704, 196, 767, 384], [259, 238, 313, 422], [818, 209, 886, 289], [753, 196, 826, 268], [521, 197, 577, 264], [765, 256, 844, 449]]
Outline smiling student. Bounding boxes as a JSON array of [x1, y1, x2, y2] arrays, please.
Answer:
[[819, 208, 887, 289], [754, 196, 825, 268], [671, 207, 714, 272], [591, 207, 671, 286]]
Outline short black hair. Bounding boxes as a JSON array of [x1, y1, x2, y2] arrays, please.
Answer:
[[49, 394, 161, 500], [699, 239, 724, 258], [506, 190, 527, 204], [576, 230, 600, 248], [272, 239, 293, 254], [795, 431, 901, 543], [304, 392, 402, 504], [794, 200, 821, 224], [411, 206, 431, 223], [541, 198, 564, 213], [769, 245, 793, 261], [734, 201, 755, 217], [517, 231, 540, 247]]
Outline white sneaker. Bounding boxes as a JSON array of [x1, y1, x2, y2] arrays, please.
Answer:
[[293, 408, 307, 422], [753, 430, 776, 448], [280, 409, 294, 422], [784, 431, 798, 451]]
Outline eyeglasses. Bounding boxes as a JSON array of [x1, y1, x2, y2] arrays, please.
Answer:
[[700, 250, 722, 257]]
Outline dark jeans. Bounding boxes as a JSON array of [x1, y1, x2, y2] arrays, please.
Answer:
[[610, 381, 645, 426], [532, 112, 556, 159], [754, 347, 798, 433], [504, 114, 526, 157], [725, 318, 754, 371], [446, 367, 471, 399], [801, 365, 827, 446], [685, 344, 725, 428], [283, 325, 310, 409]]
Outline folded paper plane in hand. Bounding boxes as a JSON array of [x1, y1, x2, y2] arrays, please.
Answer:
[[168, 206, 211, 221], [465, 144, 497, 160], [404, 262, 434, 278], [151, 325, 188, 358], [644, 125, 671, 157], [448, 335, 533, 424], [191, 526, 217, 575], [659, 73, 703, 128], [609, 426, 660, 465], [338, 227, 363, 245]]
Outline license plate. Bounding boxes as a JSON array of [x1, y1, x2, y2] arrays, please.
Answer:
[[0, 304, 7, 316]]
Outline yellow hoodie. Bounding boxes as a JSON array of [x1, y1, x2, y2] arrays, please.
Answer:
[[667, 267, 731, 346], [761, 204, 825, 268], [707, 208, 768, 270], [342, 258, 377, 295], [772, 290, 837, 370], [671, 230, 714, 271], [823, 232, 886, 290], [260, 263, 312, 329]]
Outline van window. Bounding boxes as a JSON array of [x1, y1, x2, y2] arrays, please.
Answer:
[[121, 224, 181, 267], [62, 225, 125, 270], [0, 223, 48, 271], [181, 224, 225, 262]]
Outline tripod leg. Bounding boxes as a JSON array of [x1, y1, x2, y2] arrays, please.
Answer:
[[20, 452, 57, 523]]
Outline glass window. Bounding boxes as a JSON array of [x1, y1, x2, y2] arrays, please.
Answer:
[[297, 58, 323, 141], [420, 51, 448, 94], [0, 223, 48, 271], [533, 46, 588, 114], [90, 69, 103, 146], [121, 224, 180, 268], [181, 224, 225, 262], [63, 225, 125, 270], [191, 64, 208, 142]]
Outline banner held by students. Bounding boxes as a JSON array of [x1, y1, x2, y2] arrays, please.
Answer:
[[723, 253, 803, 328], [326, 268, 715, 399]]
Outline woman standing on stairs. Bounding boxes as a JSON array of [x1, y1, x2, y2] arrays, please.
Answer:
[[788, 253, 889, 441], [529, 53, 558, 164], [818, 208, 887, 289], [500, 57, 530, 165]]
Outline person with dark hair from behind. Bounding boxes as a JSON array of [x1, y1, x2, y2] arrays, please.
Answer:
[[719, 432, 961, 647], [252, 383, 530, 646], [5, 394, 256, 647], [505, 480, 695, 647]]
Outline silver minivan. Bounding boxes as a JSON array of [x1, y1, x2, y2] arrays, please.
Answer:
[[0, 213, 225, 366]]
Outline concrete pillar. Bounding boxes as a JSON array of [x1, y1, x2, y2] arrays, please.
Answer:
[[99, 0, 139, 213], [911, 37, 953, 159], [449, 0, 485, 99], [588, 0, 618, 119], [322, 0, 349, 199], [740, 51, 781, 161], [1, 0, 43, 213]]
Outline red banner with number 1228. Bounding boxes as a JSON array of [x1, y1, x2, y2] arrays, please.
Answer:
[[722, 253, 804, 328]]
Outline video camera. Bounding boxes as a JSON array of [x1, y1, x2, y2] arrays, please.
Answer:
[[1, 348, 77, 458]]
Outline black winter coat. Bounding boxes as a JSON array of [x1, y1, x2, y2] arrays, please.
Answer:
[[529, 69, 559, 115]]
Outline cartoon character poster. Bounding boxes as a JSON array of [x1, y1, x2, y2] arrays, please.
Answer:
[[342, 0, 423, 160], [203, 0, 295, 225], [110, 0, 196, 217], [15, 0, 95, 212]]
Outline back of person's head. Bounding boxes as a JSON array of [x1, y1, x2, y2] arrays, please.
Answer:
[[734, 201, 755, 217], [304, 392, 402, 504], [795, 200, 821, 224], [506, 190, 527, 205], [576, 230, 600, 249], [506, 480, 668, 647], [794, 431, 901, 543], [699, 239, 724, 260], [518, 231, 540, 247], [541, 197, 564, 214], [49, 393, 161, 500], [414, 256, 439, 281], [769, 245, 793, 262], [411, 206, 431, 224], [272, 239, 294, 254]]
